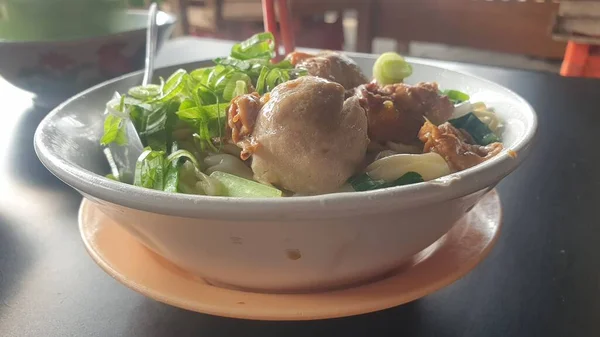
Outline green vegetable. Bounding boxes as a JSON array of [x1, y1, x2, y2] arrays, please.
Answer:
[[106, 174, 119, 181], [348, 173, 387, 192], [140, 101, 180, 153], [255, 66, 269, 94], [190, 67, 214, 84], [177, 101, 227, 150], [167, 149, 200, 168], [449, 112, 500, 145], [233, 80, 248, 97], [393, 171, 425, 186], [349, 172, 424, 192], [134, 148, 166, 190], [100, 114, 127, 146], [230, 32, 276, 60], [128, 84, 161, 100], [152, 69, 187, 103], [221, 72, 251, 101], [102, 147, 122, 181], [442, 89, 470, 104], [100, 32, 308, 197], [264, 68, 289, 92], [163, 142, 181, 193], [178, 161, 224, 196], [209, 171, 283, 198], [178, 161, 201, 194], [373, 52, 413, 85]]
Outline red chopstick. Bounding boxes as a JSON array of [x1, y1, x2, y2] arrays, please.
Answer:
[[277, 0, 295, 56], [262, 0, 277, 45], [262, 0, 295, 60]]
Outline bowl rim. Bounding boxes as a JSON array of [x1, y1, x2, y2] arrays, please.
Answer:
[[34, 56, 538, 221], [0, 9, 177, 45]]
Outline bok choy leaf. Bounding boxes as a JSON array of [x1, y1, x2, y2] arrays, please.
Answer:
[[448, 112, 500, 145], [348, 172, 424, 192]]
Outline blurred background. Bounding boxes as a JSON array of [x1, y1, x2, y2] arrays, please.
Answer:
[[140, 0, 577, 73], [1, 0, 598, 107]]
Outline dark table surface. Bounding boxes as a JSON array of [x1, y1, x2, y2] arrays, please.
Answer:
[[1, 38, 599, 337]]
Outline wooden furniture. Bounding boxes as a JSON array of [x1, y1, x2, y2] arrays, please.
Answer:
[[164, 0, 371, 51], [372, 0, 567, 59], [164, 0, 567, 58], [289, 0, 373, 52]]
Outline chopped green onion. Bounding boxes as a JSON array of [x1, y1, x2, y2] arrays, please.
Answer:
[[128, 84, 161, 100], [163, 142, 181, 193], [213, 57, 252, 71], [233, 80, 248, 97], [230, 32, 276, 60], [176, 107, 203, 121], [190, 67, 214, 83], [221, 72, 252, 101], [134, 148, 166, 190], [167, 149, 200, 168], [443, 89, 470, 104], [106, 173, 119, 181], [255, 67, 269, 94], [373, 52, 413, 85], [100, 114, 127, 146], [265, 68, 289, 92], [152, 69, 187, 103], [179, 98, 195, 111]]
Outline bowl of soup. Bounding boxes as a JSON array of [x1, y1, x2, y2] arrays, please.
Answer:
[[0, 0, 126, 41], [34, 35, 537, 292], [0, 8, 176, 107]]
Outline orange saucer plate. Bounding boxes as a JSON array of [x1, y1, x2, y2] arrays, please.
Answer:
[[79, 190, 502, 321]]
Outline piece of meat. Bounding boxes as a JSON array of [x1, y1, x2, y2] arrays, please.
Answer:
[[250, 76, 369, 194], [227, 92, 270, 160], [293, 51, 369, 91], [286, 51, 315, 66], [418, 120, 503, 171], [228, 92, 261, 143], [356, 81, 454, 144]]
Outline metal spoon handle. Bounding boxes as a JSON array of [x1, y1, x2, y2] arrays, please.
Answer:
[[142, 2, 158, 86], [107, 2, 158, 183]]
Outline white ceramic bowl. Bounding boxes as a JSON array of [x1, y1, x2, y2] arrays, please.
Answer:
[[34, 56, 537, 292]]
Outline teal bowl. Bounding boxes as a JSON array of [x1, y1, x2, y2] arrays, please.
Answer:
[[0, 0, 127, 41], [0, 9, 176, 107]]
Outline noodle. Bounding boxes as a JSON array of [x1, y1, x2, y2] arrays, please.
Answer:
[[367, 152, 451, 182], [204, 153, 254, 180], [473, 109, 502, 133], [452, 101, 503, 134]]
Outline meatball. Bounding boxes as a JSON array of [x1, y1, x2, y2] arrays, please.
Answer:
[[250, 76, 369, 194], [293, 51, 369, 91], [356, 81, 454, 144]]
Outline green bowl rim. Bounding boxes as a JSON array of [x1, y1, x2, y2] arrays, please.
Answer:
[[0, 9, 177, 45]]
